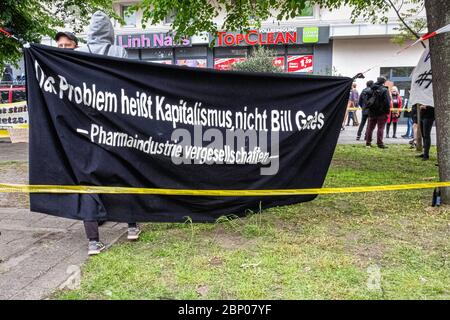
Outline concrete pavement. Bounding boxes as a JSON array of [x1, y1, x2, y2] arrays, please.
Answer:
[[0, 209, 127, 299], [337, 123, 436, 145], [0, 142, 127, 300]]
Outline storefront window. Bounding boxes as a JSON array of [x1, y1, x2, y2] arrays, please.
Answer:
[[214, 47, 249, 57], [175, 47, 207, 58], [141, 48, 173, 60], [177, 59, 207, 68], [175, 47, 207, 68], [214, 47, 248, 70], [214, 57, 246, 70], [122, 5, 137, 27], [287, 45, 313, 55], [126, 50, 140, 60], [147, 60, 173, 65]]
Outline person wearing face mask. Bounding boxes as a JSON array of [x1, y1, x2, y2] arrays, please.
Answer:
[[386, 86, 402, 139], [55, 31, 78, 49]]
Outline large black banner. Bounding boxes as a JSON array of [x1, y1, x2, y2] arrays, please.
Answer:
[[24, 44, 352, 222]]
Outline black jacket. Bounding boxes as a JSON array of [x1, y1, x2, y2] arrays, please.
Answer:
[[368, 83, 391, 117], [359, 87, 372, 115]]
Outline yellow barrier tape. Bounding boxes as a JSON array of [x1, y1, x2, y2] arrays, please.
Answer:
[[0, 182, 449, 196], [0, 129, 9, 138], [0, 101, 27, 108]]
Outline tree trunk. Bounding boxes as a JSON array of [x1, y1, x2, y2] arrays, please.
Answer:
[[425, 0, 450, 204]]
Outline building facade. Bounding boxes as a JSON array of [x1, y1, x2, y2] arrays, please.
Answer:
[[109, 2, 425, 96], [42, 2, 426, 99]]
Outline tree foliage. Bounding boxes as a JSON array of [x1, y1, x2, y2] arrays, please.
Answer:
[[231, 46, 282, 73], [131, 0, 419, 38], [0, 0, 115, 69]]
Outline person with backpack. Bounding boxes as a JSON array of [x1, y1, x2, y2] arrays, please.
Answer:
[[76, 11, 140, 255], [356, 80, 374, 141], [365, 77, 391, 149]]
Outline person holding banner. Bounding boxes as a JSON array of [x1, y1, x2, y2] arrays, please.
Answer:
[[75, 11, 137, 255], [55, 31, 78, 49], [76, 11, 127, 58]]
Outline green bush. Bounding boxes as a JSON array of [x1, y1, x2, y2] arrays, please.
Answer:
[[232, 46, 282, 73]]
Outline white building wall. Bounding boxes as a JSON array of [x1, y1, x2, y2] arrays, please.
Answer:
[[332, 37, 424, 86]]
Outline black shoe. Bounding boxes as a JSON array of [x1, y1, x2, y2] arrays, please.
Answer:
[[417, 154, 424, 158], [356, 136, 361, 141], [392, 135, 397, 139], [422, 156, 430, 161], [366, 143, 372, 148], [378, 144, 388, 149]]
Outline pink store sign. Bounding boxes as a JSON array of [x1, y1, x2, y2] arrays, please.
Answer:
[[117, 33, 191, 49]]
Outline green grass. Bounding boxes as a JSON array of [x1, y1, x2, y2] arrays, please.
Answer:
[[56, 145, 450, 300]]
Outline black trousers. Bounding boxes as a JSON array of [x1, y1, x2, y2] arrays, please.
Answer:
[[421, 117, 435, 158], [386, 122, 397, 137], [357, 113, 369, 138], [84, 221, 137, 241]]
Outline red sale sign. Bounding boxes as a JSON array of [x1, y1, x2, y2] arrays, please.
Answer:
[[214, 58, 246, 70], [287, 55, 313, 73], [272, 56, 285, 70]]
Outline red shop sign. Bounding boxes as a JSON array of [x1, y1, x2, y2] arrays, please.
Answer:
[[287, 55, 313, 73], [217, 30, 298, 46], [214, 58, 246, 70], [272, 57, 285, 69]]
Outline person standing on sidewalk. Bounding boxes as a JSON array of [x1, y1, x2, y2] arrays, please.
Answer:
[[402, 98, 413, 139], [356, 80, 374, 141], [365, 77, 391, 149], [346, 83, 359, 126], [76, 11, 140, 255]]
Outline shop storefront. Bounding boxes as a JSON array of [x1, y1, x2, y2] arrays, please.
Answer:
[[115, 26, 332, 74]]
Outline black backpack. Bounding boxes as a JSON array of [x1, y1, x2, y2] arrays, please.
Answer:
[[366, 85, 385, 113]]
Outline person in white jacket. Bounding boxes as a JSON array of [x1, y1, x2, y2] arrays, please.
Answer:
[[76, 11, 140, 256]]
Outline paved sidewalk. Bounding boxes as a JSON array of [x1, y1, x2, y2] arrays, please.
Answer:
[[0, 142, 127, 300], [0, 210, 127, 299], [337, 124, 436, 145]]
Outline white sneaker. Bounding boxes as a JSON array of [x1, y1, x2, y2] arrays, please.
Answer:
[[127, 227, 141, 240], [88, 241, 106, 256]]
